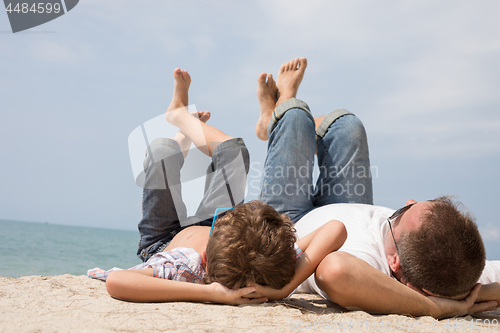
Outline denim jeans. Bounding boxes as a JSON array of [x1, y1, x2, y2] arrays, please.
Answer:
[[137, 137, 250, 262], [259, 98, 373, 223]]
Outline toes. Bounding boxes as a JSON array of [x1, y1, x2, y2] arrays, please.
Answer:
[[299, 58, 308, 71], [267, 73, 274, 86], [257, 72, 267, 84], [280, 63, 286, 73], [292, 58, 299, 70], [173, 68, 182, 78], [182, 70, 191, 84], [200, 111, 211, 122]]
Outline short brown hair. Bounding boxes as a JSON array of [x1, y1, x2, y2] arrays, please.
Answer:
[[398, 196, 485, 297], [204, 201, 297, 289]]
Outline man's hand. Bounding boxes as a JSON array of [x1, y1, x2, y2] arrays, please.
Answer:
[[428, 284, 498, 319], [208, 282, 268, 305]]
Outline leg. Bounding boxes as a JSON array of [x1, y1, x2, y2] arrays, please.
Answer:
[[257, 58, 315, 222], [165, 69, 233, 157], [313, 112, 373, 206], [189, 138, 250, 226], [174, 111, 211, 158], [137, 138, 186, 262]]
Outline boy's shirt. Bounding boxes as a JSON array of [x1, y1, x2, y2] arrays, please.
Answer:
[[88, 244, 304, 284]]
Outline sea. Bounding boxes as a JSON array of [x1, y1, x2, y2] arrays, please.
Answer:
[[0, 219, 142, 278], [1, 219, 499, 278]]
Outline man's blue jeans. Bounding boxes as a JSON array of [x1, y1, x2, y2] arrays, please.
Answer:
[[259, 98, 373, 223], [137, 137, 250, 262]]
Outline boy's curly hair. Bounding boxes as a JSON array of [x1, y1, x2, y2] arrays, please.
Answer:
[[204, 201, 297, 289]]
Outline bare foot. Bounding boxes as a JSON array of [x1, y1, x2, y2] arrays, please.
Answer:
[[255, 73, 278, 140], [175, 111, 211, 157], [166, 68, 191, 124], [314, 116, 325, 131], [192, 110, 211, 123], [276, 57, 307, 106]]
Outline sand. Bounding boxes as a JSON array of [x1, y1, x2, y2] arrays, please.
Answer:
[[0, 275, 498, 333]]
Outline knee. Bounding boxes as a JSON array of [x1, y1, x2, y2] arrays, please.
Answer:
[[339, 115, 368, 145], [281, 108, 315, 130], [146, 138, 182, 164]]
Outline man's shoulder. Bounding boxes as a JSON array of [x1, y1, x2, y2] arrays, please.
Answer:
[[295, 204, 393, 235]]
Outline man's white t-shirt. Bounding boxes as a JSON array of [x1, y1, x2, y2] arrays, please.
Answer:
[[294, 203, 500, 298]]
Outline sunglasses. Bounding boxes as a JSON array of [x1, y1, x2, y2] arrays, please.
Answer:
[[387, 203, 416, 254], [209, 207, 234, 236]]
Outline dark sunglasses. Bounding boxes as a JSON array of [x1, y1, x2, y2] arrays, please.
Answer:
[[387, 203, 416, 254]]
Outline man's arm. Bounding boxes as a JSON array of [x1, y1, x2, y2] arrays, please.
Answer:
[[477, 282, 500, 303], [106, 268, 267, 304], [314, 251, 497, 319], [251, 220, 347, 300]]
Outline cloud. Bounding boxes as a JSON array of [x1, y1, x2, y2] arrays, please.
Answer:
[[480, 224, 500, 241]]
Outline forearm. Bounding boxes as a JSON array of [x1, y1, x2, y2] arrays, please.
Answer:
[[477, 282, 500, 303], [270, 221, 347, 299], [316, 252, 440, 317], [106, 270, 213, 302]]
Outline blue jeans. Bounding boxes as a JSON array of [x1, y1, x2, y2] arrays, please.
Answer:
[[259, 98, 373, 223], [137, 137, 250, 262]]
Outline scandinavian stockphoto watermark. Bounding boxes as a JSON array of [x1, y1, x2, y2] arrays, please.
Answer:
[[3, 0, 79, 33], [128, 111, 376, 226]]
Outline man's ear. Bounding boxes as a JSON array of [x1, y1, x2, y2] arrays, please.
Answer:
[[388, 253, 401, 273]]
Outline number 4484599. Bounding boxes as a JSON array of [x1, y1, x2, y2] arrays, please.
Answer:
[[5, 2, 62, 14]]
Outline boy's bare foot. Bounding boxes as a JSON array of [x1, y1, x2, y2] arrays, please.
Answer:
[[314, 116, 325, 131], [166, 68, 191, 124], [276, 57, 307, 106], [193, 110, 211, 123], [175, 111, 211, 157], [255, 73, 278, 140]]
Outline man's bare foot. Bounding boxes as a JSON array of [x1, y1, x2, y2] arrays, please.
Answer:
[[166, 68, 191, 124], [255, 73, 278, 140], [276, 57, 307, 106]]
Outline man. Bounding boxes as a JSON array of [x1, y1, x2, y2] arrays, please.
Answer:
[[253, 57, 500, 318]]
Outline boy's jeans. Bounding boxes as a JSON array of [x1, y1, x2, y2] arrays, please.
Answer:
[[137, 137, 250, 262], [259, 98, 373, 223]]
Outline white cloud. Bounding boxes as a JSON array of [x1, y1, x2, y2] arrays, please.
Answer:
[[480, 224, 500, 241]]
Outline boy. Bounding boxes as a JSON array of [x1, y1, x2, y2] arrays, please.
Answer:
[[88, 68, 347, 304]]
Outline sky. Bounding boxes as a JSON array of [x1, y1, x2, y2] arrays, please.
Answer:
[[1, 0, 499, 259]]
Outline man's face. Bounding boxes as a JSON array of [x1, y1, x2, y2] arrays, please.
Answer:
[[384, 200, 433, 263]]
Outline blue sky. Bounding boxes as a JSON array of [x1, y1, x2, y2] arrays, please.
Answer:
[[1, 1, 499, 259]]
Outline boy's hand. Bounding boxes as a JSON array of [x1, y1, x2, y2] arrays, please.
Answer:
[[245, 282, 286, 301], [208, 282, 268, 305]]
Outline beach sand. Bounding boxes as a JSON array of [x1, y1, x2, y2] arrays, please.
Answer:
[[0, 275, 498, 332]]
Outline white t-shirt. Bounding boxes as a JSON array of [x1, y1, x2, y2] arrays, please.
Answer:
[[294, 203, 500, 298]]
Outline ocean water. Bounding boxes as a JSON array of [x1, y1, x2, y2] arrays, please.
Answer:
[[1, 219, 498, 279], [0, 219, 142, 278]]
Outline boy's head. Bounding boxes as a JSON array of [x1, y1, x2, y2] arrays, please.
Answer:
[[204, 200, 297, 289]]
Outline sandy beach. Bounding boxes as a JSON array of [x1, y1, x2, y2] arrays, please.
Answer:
[[0, 275, 498, 332]]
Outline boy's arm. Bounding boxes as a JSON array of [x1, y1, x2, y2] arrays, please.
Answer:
[[106, 268, 267, 304], [250, 220, 347, 300]]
